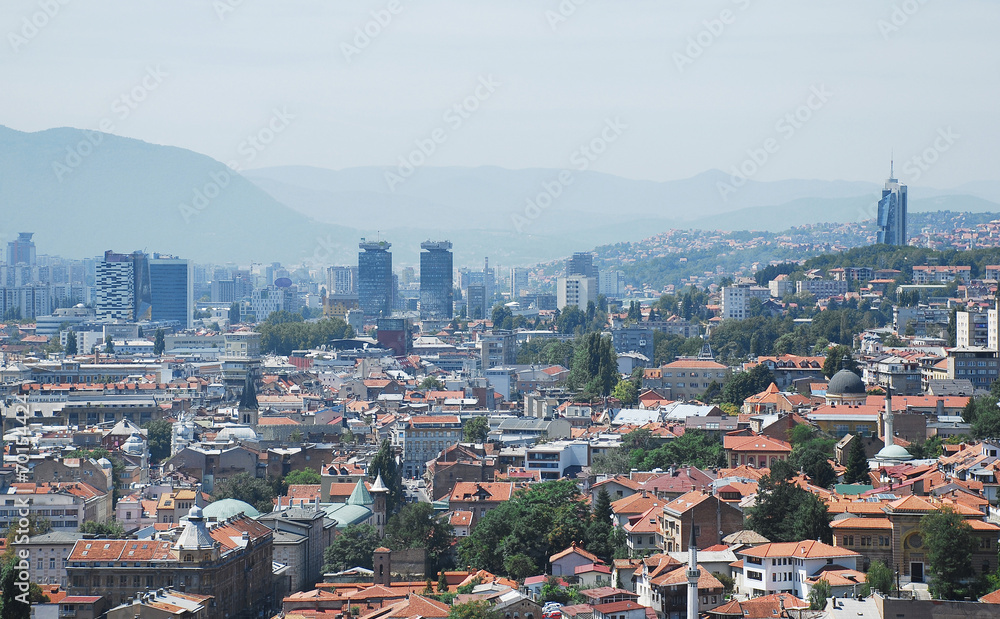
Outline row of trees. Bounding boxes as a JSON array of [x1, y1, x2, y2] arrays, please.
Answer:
[[256, 310, 354, 355]]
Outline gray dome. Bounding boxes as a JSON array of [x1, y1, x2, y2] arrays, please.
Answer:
[[827, 369, 865, 395]]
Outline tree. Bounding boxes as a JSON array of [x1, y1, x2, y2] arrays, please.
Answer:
[[630, 429, 727, 470], [906, 436, 943, 459], [611, 379, 638, 406], [385, 502, 455, 573], [420, 376, 444, 390], [866, 560, 893, 596], [809, 579, 831, 610], [746, 461, 832, 543], [78, 520, 127, 538], [458, 481, 590, 578], [568, 333, 618, 398], [0, 554, 31, 619], [229, 301, 241, 324], [212, 472, 276, 513], [791, 442, 837, 489], [437, 570, 449, 592], [843, 434, 870, 485], [921, 506, 984, 600], [540, 576, 585, 605], [464, 416, 489, 443], [104, 337, 115, 354], [322, 524, 380, 572], [64, 332, 77, 355], [822, 345, 858, 378], [153, 328, 165, 355], [143, 419, 172, 464], [448, 601, 500, 619], [370, 439, 404, 513], [586, 488, 627, 563], [722, 364, 774, 405], [284, 468, 321, 485]]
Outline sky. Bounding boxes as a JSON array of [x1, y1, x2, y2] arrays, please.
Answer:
[[2, 0, 997, 187]]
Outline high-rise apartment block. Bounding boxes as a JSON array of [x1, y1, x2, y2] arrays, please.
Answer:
[[7, 232, 36, 265], [96, 251, 152, 322], [327, 265, 357, 295], [557, 275, 597, 310], [419, 241, 453, 319]]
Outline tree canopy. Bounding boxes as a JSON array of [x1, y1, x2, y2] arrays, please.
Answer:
[[322, 523, 380, 572], [746, 461, 832, 544], [284, 468, 321, 486], [385, 502, 455, 573], [921, 506, 986, 600], [257, 311, 354, 355], [142, 419, 172, 464], [458, 481, 594, 579], [463, 417, 489, 443], [567, 333, 618, 398], [212, 472, 276, 513], [370, 439, 404, 513]]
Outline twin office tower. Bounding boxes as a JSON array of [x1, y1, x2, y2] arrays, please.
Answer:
[[357, 240, 454, 320]]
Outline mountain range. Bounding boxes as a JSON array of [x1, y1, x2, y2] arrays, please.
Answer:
[[3, 124, 999, 267]]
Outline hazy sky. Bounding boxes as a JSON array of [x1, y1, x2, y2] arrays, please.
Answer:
[[2, 0, 996, 186]]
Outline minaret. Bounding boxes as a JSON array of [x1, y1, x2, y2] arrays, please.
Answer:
[[883, 384, 894, 451], [686, 513, 699, 619]]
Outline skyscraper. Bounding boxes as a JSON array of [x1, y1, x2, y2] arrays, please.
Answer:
[[876, 163, 907, 246], [566, 252, 596, 278], [149, 254, 193, 328], [510, 267, 528, 298], [6, 233, 36, 266], [419, 241, 453, 319], [96, 250, 151, 321], [358, 240, 393, 318]]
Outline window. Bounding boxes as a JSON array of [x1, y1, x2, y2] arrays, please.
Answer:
[[747, 570, 763, 581]]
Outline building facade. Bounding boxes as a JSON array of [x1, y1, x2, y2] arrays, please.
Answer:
[[358, 240, 393, 318], [419, 241, 453, 320]]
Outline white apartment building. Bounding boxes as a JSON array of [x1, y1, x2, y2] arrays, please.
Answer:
[[736, 540, 860, 599], [557, 275, 597, 310]]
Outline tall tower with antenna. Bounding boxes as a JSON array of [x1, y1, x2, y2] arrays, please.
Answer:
[[876, 159, 908, 246]]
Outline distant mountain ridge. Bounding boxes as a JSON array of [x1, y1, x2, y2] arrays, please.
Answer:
[[2, 124, 999, 266]]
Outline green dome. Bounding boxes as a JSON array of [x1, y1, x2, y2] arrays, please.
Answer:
[[203, 498, 261, 520]]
